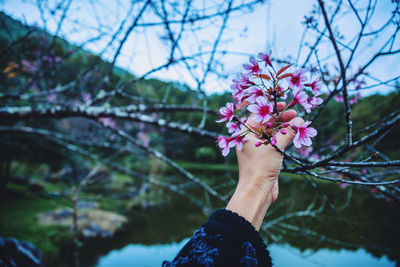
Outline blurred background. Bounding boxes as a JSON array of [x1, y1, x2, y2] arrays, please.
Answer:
[[0, 0, 399, 266]]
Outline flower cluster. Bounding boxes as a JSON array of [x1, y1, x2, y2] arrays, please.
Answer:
[[216, 52, 322, 156], [334, 77, 365, 105]]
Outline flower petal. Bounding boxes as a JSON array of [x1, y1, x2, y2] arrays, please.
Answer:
[[302, 121, 312, 127], [247, 104, 259, 113], [305, 127, 317, 137], [237, 142, 243, 151], [218, 139, 227, 148], [228, 141, 236, 148], [222, 147, 230, 157], [302, 137, 312, 146], [293, 132, 302, 148], [256, 96, 268, 106], [262, 114, 271, 124]]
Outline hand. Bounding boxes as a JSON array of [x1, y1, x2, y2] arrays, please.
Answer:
[[226, 102, 304, 230]]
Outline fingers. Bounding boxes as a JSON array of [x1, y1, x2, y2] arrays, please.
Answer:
[[247, 114, 262, 131], [278, 109, 297, 122], [275, 117, 304, 150], [276, 102, 286, 112], [247, 101, 296, 131]]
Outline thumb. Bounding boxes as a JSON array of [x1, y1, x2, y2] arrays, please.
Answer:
[[275, 117, 304, 150]]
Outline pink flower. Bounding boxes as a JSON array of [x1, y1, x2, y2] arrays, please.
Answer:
[[226, 117, 247, 134], [349, 93, 362, 105], [232, 73, 253, 90], [349, 98, 357, 105], [257, 52, 272, 67], [305, 79, 321, 96], [21, 59, 39, 73], [243, 56, 261, 74], [310, 153, 320, 161], [230, 133, 248, 151], [217, 136, 235, 157], [289, 70, 307, 89], [83, 93, 91, 102], [231, 85, 245, 101], [353, 78, 366, 90], [99, 117, 117, 128], [292, 121, 317, 148], [275, 85, 287, 100], [247, 97, 274, 124], [299, 146, 313, 157], [270, 135, 277, 146], [217, 52, 323, 156], [289, 90, 312, 111], [340, 183, 350, 189], [137, 132, 150, 147], [335, 95, 344, 102], [335, 93, 361, 105], [231, 75, 252, 103], [48, 93, 57, 102], [226, 121, 240, 134], [217, 102, 235, 123], [246, 87, 266, 103], [124, 122, 134, 131], [305, 96, 323, 113]]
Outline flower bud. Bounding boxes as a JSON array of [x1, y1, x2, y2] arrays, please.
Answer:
[[270, 136, 277, 146], [255, 142, 262, 147]]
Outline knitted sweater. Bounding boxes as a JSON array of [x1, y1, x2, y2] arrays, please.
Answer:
[[162, 209, 272, 266]]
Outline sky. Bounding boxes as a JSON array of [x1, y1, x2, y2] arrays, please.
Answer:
[[1, 0, 399, 95]]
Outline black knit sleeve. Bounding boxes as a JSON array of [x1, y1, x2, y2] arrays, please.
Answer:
[[162, 209, 272, 267]]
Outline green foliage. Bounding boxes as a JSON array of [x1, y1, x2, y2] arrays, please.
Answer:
[[0, 185, 72, 263], [352, 92, 400, 159], [194, 146, 217, 161], [310, 91, 400, 159]]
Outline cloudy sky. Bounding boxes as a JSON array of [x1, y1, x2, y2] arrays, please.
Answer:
[[1, 0, 399, 95]]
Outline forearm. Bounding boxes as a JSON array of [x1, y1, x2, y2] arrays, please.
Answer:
[[226, 178, 277, 231], [227, 116, 302, 231]]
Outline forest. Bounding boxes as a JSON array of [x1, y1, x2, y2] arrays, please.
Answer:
[[1, 0, 399, 266]]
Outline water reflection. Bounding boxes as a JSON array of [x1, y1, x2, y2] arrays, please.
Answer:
[[96, 238, 395, 267], [96, 239, 189, 267], [77, 176, 399, 266]]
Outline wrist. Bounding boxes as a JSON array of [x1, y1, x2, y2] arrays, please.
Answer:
[[226, 179, 276, 230], [239, 169, 279, 194]]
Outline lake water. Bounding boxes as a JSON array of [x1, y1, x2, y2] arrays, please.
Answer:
[[96, 238, 395, 267], [76, 176, 399, 267]]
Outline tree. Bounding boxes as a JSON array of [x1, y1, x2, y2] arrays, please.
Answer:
[[0, 0, 399, 264]]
